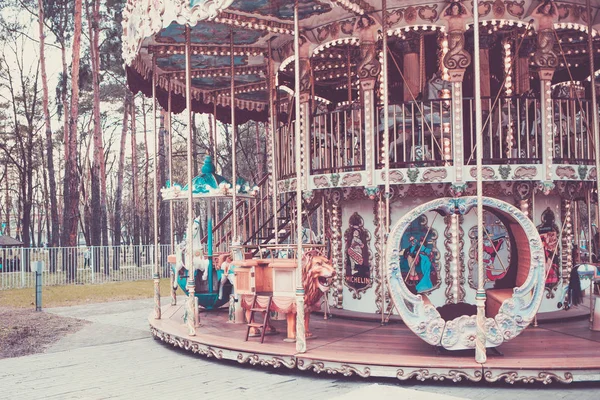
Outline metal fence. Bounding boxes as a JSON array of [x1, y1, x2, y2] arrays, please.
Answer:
[[0, 244, 173, 290]]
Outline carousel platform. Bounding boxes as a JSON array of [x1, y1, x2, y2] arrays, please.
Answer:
[[149, 302, 600, 384]]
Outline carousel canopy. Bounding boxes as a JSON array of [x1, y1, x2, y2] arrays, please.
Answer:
[[123, 0, 600, 123], [187, 154, 230, 193], [162, 155, 258, 200]]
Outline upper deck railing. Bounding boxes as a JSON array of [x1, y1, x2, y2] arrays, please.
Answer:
[[375, 99, 453, 168], [276, 95, 597, 185]]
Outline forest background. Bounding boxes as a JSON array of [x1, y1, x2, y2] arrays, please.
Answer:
[[0, 0, 268, 251]]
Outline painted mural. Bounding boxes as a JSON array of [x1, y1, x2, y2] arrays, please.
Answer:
[[227, 0, 332, 20], [398, 214, 440, 294], [156, 23, 266, 45], [468, 211, 511, 290], [156, 54, 247, 72], [344, 212, 372, 297], [191, 74, 262, 91], [537, 207, 561, 292]]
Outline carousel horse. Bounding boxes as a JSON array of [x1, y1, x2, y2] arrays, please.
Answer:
[[175, 217, 210, 281]]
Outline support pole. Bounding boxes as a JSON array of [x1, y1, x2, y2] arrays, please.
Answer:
[[268, 40, 279, 245], [184, 26, 196, 335], [382, 0, 390, 324], [588, 1, 600, 302], [152, 57, 161, 319], [168, 79, 176, 306], [473, 0, 487, 364], [230, 31, 238, 243], [168, 80, 174, 253], [294, 0, 306, 353]]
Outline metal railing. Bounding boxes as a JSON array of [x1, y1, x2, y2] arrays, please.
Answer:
[[311, 105, 365, 174], [0, 244, 172, 290], [376, 99, 453, 168], [277, 123, 296, 179], [277, 106, 366, 179], [552, 98, 595, 164], [465, 96, 541, 164]]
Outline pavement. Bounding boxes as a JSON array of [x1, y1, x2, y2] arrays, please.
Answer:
[[1, 298, 600, 400]]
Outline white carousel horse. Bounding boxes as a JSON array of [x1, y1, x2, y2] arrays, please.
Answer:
[[176, 217, 210, 281]]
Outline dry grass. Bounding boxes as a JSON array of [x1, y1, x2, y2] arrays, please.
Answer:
[[0, 279, 173, 359], [0, 279, 173, 308]]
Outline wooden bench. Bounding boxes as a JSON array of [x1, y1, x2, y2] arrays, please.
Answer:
[[485, 217, 529, 318]]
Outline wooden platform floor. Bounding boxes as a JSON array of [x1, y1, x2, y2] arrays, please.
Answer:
[[150, 303, 600, 384]]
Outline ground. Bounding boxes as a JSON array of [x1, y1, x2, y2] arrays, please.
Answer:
[[0, 307, 88, 359]]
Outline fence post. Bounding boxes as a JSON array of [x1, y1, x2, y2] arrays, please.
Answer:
[[91, 247, 95, 283], [34, 261, 43, 311], [20, 247, 25, 288]]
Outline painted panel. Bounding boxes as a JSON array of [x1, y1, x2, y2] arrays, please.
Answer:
[[343, 212, 373, 297], [156, 54, 247, 72], [191, 74, 262, 90], [156, 22, 266, 44], [227, 0, 331, 20], [340, 200, 377, 313], [397, 215, 441, 295]]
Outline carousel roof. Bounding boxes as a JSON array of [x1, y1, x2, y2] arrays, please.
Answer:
[[0, 235, 23, 248], [123, 0, 600, 122]]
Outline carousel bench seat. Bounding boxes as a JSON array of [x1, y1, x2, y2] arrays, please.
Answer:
[[485, 289, 513, 318]]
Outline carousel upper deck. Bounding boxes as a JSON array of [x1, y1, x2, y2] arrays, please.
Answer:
[[123, 0, 600, 194]]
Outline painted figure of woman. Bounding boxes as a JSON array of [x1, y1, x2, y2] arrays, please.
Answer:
[[347, 229, 364, 274], [403, 236, 433, 293], [483, 233, 506, 281], [541, 231, 560, 286]]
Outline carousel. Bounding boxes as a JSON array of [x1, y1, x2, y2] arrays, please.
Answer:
[[124, 0, 600, 383]]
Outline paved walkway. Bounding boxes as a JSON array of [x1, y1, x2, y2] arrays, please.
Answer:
[[1, 298, 599, 400]]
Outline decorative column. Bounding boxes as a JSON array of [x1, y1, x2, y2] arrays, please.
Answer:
[[445, 50, 469, 184], [355, 15, 381, 189], [329, 191, 343, 308], [532, 2, 559, 194], [374, 193, 387, 313], [298, 36, 313, 192], [293, 3, 308, 353], [441, 1, 471, 186], [561, 198, 574, 286], [267, 43, 279, 245]]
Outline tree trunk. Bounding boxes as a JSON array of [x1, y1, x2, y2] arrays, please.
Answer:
[[85, 0, 107, 272], [4, 162, 9, 237], [38, 0, 60, 253], [142, 97, 150, 246], [131, 97, 141, 267], [61, 42, 70, 184], [61, 0, 83, 282], [113, 94, 130, 270]]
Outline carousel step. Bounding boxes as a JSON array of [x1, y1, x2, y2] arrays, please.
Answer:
[[245, 294, 273, 344]]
